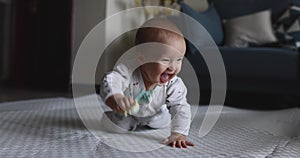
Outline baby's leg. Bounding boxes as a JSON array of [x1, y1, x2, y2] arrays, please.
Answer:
[[101, 111, 139, 133], [147, 106, 171, 129]]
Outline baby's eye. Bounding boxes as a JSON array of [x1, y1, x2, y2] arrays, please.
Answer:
[[159, 58, 170, 65], [177, 58, 183, 62], [176, 58, 183, 63], [161, 58, 170, 62]]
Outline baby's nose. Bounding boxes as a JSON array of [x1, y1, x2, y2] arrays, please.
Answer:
[[167, 63, 175, 71]]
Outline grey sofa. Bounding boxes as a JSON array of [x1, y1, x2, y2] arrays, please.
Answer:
[[179, 0, 300, 108]]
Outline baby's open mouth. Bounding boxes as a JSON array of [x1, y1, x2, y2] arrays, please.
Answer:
[[160, 72, 172, 83]]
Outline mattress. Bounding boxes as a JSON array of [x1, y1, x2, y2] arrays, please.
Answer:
[[0, 94, 299, 158]]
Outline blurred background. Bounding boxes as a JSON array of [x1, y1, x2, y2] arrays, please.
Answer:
[[0, 0, 205, 102], [0, 0, 298, 109], [1, 0, 74, 101], [0, 0, 105, 101]]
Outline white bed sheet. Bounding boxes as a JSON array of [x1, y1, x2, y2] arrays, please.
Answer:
[[0, 94, 299, 158]]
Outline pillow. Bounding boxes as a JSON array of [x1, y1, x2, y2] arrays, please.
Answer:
[[180, 2, 224, 45], [224, 10, 278, 47], [274, 5, 300, 44]]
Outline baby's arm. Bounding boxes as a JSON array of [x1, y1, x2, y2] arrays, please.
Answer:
[[100, 64, 134, 113], [105, 94, 135, 113], [163, 77, 194, 148]]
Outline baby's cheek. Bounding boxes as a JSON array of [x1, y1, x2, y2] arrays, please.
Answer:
[[175, 67, 181, 73]]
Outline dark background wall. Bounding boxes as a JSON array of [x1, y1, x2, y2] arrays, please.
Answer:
[[4, 0, 72, 91], [0, 1, 8, 81], [0, 3, 4, 79]]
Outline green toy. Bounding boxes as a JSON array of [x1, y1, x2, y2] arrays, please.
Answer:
[[123, 90, 153, 117]]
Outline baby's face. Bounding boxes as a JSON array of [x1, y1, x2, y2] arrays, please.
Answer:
[[140, 37, 186, 89]]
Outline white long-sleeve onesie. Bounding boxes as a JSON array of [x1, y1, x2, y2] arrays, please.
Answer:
[[100, 64, 191, 135]]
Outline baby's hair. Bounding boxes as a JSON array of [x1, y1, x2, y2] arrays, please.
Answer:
[[135, 18, 184, 45]]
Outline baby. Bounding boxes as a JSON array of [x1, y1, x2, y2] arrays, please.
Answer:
[[100, 18, 194, 148]]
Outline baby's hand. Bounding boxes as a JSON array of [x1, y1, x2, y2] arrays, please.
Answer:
[[162, 132, 195, 148], [105, 94, 135, 113]]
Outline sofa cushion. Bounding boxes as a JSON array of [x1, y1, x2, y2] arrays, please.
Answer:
[[224, 10, 277, 47], [180, 2, 223, 45], [211, 0, 291, 21], [274, 5, 300, 46]]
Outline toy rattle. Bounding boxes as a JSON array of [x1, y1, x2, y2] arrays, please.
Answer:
[[123, 90, 153, 117]]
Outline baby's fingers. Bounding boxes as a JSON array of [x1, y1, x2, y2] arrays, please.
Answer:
[[128, 97, 135, 106], [172, 141, 176, 148], [122, 98, 131, 110], [185, 141, 195, 147], [180, 141, 194, 148], [162, 138, 169, 145], [120, 97, 135, 111], [163, 139, 183, 148], [115, 106, 124, 113], [162, 138, 177, 148], [181, 141, 187, 148], [116, 99, 126, 111]]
